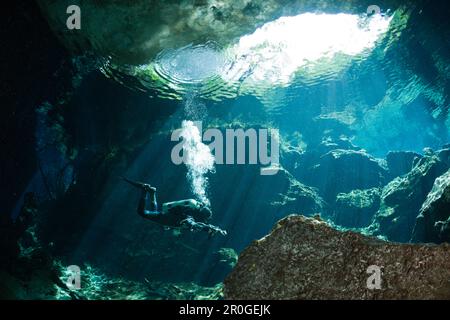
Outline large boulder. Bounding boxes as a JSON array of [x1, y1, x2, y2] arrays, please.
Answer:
[[369, 155, 448, 242], [224, 215, 450, 300], [332, 188, 381, 228], [412, 169, 450, 244]]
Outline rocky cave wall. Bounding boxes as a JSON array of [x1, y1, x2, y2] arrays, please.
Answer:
[[37, 0, 409, 65]]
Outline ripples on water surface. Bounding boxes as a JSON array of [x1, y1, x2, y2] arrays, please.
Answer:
[[101, 4, 449, 141], [103, 11, 398, 100]]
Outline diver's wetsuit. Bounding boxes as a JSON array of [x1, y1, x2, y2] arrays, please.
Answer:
[[138, 188, 159, 218], [129, 179, 226, 236]]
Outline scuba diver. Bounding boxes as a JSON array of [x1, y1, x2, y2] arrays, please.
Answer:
[[123, 177, 227, 237]]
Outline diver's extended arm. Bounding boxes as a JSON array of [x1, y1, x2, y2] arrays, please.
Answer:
[[180, 216, 227, 236]]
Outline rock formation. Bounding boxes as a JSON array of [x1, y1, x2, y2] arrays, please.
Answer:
[[369, 154, 448, 242], [333, 188, 381, 228], [224, 215, 450, 300], [300, 149, 388, 203], [37, 0, 404, 65], [0, 194, 65, 299], [412, 169, 450, 243], [386, 151, 422, 179]]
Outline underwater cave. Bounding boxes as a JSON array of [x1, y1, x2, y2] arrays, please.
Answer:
[[1, 0, 450, 302]]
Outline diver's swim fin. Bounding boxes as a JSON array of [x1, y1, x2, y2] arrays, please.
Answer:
[[121, 177, 153, 190]]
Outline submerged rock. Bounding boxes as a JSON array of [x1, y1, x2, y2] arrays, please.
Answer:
[[437, 147, 450, 167], [302, 149, 387, 203], [0, 194, 64, 300], [215, 248, 238, 269], [224, 215, 450, 300], [412, 169, 450, 244], [56, 264, 223, 300], [333, 188, 381, 228], [386, 151, 422, 179], [369, 155, 448, 242], [267, 168, 325, 216]]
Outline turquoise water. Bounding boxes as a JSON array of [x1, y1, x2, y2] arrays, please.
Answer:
[[3, 0, 450, 299], [61, 3, 450, 287]]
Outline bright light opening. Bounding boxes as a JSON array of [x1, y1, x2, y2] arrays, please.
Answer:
[[139, 11, 394, 99], [224, 12, 393, 86]]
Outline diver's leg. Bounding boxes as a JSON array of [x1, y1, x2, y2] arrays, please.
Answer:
[[137, 189, 160, 218], [148, 188, 158, 212], [180, 216, 227, 236]]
